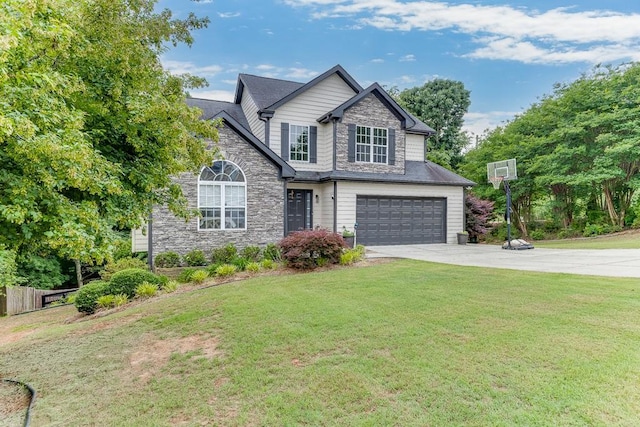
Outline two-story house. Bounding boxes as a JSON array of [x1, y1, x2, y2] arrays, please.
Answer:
[[135, 65, 474, 257]]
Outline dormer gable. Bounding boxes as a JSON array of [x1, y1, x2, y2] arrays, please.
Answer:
[[317, 83, 435, 136]]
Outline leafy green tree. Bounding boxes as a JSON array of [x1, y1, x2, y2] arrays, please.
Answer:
[[0, 0, 219, 263], [398, 79, 471, 168]]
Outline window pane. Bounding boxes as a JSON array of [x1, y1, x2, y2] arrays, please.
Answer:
[[225, 185, 245, 206], [224, 208, 245, 229], [200, 208, 221, 229], [356, 126, 371, 162], [199, 184, 221, 207], [289, 125, 309, 162]]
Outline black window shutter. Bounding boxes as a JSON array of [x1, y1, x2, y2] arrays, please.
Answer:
[[309, 126, 317, 163], [347, 124, 356, 162], [281, 122, 289, 160], [388, 128, 396, 165]]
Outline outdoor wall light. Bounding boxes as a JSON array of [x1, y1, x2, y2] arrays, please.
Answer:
[[315, 194, 319, 203]]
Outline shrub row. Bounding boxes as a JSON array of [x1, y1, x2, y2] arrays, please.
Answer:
[[75, 268, 167, 314], [155, 244, 282, 268]]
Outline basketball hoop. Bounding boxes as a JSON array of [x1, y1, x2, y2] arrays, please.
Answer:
[[489, 176, 503, 190]]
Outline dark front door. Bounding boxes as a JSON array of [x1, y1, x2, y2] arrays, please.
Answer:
[[287, 189, 313, 233]]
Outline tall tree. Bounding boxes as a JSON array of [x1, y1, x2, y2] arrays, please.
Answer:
[[0, 0, 219, 263], [398, 79, 471, 168]]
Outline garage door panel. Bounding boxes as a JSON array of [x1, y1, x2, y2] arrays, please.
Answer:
[[356, 196, 447, 246]]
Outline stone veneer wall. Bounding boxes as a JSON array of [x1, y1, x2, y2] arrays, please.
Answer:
[[336, 94, 406, 174], [152, 126, 286, 256]]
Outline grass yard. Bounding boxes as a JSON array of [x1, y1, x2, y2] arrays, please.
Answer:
[[534, 230, 640, 249], [2, 259, 640, 426]]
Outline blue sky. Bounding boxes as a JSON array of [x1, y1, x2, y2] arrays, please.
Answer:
[[159, 0, 640, 139]]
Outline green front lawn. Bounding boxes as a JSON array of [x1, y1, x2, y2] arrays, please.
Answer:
[[534, 231, 640, 249], [2, 260, 640, 425]]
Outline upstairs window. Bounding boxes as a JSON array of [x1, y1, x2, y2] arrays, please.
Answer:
[[356, 126, 387, 164], [289, 125, 309, 162], [198, 160, 246, 230]]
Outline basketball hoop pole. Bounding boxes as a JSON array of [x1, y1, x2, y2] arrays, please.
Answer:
[[504, 179, 512, 249]]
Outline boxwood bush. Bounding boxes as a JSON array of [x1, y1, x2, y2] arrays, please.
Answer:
[[155, 251, 181, 268], [183, 249, 208, 267], [108, 268, 164, 298], [75, 280, 110, 314]]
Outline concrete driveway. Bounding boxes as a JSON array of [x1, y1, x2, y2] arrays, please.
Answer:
[[366, 244, 640, 278]]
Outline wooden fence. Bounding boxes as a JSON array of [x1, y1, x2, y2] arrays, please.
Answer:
[[0, 286, 78, 316]]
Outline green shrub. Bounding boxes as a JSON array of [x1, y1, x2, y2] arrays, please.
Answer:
[[340, 247, 365, 265], [111, 236, 133, 261], [211, 244, 238, 264], [240, 245, 262, 262], [206, 263, 223, 276], [155, 251, 181, 268], [163, 280, 179, 293], [177, 268, 197, 283], [183, 249, 208, 267], [263, 243, 282, 262], [246, 262, 260, 273], [278, 229, 346, 270], [135, 282, 159, 298], [96, 294, 116, 309], [100, 257, 147, 281], [215, 264, 237, 277], [0, 249, 24, 289], [232, 257, 249, 272], [260, 259, 277, 270], [65, 294, 77, 305], [354, 244, 366, 256], [191, 269, 209, 284], [75, 281, 110, 314], [17, 254, 68, 290], [529, 230, 545, 240], [108, 268, 163, 298], [112, 293, 128, 307]]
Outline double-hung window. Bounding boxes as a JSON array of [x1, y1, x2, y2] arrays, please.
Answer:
[[356, 126, 387, 164], [198, 160, 246, 230], [289, 125, 309, 162]]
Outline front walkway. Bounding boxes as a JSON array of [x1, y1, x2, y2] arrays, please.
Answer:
[[366, 244, 640, 278]]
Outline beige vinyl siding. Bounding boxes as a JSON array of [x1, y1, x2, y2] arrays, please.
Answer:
[[131, 226, 148, 253], [287, 183, 334, 230], [335, 181, 464, 244], [271, 74, 357, 170], [240, 92, 264, 142], [405, 133, 426, 161]]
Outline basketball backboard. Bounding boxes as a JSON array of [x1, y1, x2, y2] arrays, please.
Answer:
[[487, 159, 517, 182]]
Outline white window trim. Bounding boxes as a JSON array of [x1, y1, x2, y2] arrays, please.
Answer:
[[289, 124, 310, 163], [197, 161, 247, 231], [356, 125, 388, 165]]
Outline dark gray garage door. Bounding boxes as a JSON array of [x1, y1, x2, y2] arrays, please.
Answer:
[[356, 196, 446, 246]]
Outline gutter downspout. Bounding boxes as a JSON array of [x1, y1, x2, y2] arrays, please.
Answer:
[[332, 119, 338, 233]]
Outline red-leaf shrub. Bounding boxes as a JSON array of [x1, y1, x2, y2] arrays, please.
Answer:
[[278, 229, 347, 270], [465, 194, 495, 241]]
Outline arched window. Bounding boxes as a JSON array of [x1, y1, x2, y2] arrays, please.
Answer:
[[198, 160, 246, 230]]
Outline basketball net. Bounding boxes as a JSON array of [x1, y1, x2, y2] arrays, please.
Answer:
[[489, 176, 503, 190]]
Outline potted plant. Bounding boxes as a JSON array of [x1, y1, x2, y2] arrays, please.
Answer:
[[342, 227, 355, 248], [457, 231, 468, 245]]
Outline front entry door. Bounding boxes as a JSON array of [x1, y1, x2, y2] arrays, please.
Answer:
[[287, 189, 313, 233]]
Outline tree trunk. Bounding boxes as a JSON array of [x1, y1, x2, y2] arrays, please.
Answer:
[[74, 259, 83, 288], [603, 186, 619, 226]]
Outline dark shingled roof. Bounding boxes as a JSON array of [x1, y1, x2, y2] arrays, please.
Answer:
[[186, 98, 251, 131], [292, 161, 475, 187], [234, 74, 304, 110]]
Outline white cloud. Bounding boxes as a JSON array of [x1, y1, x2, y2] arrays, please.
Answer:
[[371, 58, 385, 63], [218, 12, 241, 18], [463, 111, 519, 138], [284, 1, 640, 64], [161, 59, 223, 77], [190, 89, 235, 102], [285, 68, 320, 79], [399, 54, 416, 62]]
